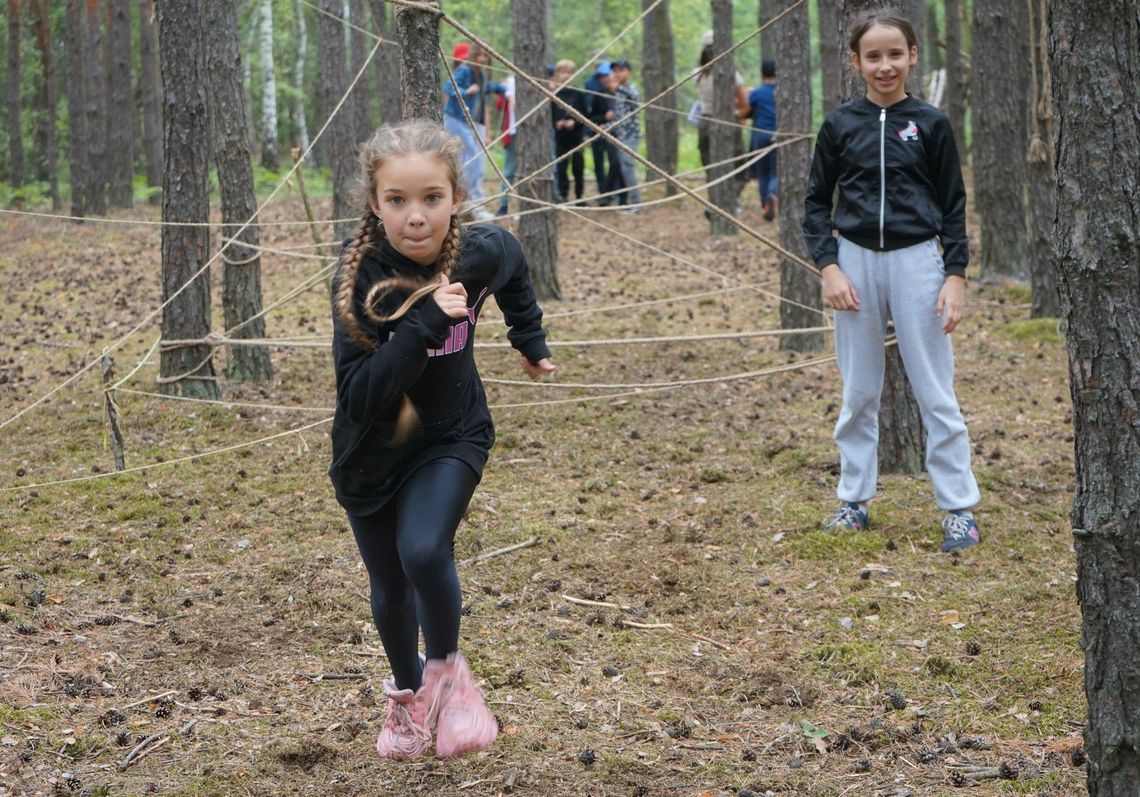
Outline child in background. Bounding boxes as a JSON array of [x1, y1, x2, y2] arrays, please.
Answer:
[[803, 13, 981, 552], [329, 120, 555, 760], [748, 59, 778, 221], [494, 73, 516, 217], [610, 59, 642, 213], [551, 59, 588, 204]]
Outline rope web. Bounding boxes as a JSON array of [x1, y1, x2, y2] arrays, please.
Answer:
[[1, 0, 842, 495]]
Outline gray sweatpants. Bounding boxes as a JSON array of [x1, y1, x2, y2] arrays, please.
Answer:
[[833, 236, 980, 511]]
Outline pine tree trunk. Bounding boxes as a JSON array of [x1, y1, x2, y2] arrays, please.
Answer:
[[205, 0, 272, 383], [972, 0, 1030, 281], [512, 0, 560, 301], [758, 0, 775, 63], [258, 0, 278, 169], [839, 0, 925, 475], [904, 0, 925, 98], [138, 0, 163, 189], [85, 0, 108, 214], [1026, 0, 1058, 318], [292, 0, 312, 163], [1051, 2, 1140, 793], [368, 0, 400, 125], [157, 0, 219, 400], [943, 0, 966, 156], [349, 0, 371, 141], [65, 0, 88, 217], [641, 0, 677, 197], [817, 0, 843, 111], [30, 0, 59, 209], [319, 0, 354, 240], [7, 0, 25, 187], [775, 0, 823, 353], [106, 0, 134, 208], [395, 0, 440, 122], [708, 0, 738, 236]]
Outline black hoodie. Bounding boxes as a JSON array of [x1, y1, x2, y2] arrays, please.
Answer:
[[803, 95, 968, 277], [329, 224, 550, 516]]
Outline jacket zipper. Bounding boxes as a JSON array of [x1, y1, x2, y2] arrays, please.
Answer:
[[879, 107, 886, 249]]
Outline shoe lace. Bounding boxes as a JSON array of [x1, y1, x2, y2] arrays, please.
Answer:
[[943, 512, 975, 540], [387, 698, 431, 752], [831, 504, 863, 527]]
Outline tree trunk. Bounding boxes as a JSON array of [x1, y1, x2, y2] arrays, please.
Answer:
[[839, 0, 925, 475], [158, 0, 219, 400], [138, 0, 163, 188], [817, 0, 843, 112], [29, 0, 59, 209], [775, 0, 823, 353], [291, 0, 312, 164], [7, 0, 25, 187], [395, 0, 440, 122], [257, 0, 278, 169], [708, 0, 738, 235], [758, 0, 776, 63], [1050, 1, 1140, 793], [1026, 0, 1058, 318], [106, 0, 134, 208], [943, 0, 966, 157], [972, 0, 1030, 281], [904, 0, 925, 98], [512, 0, 560, 300], [641, 0, 677, 197], [319, 0, 355, 240], [85, 0, 108, 214], [349, 0, 371, 142], [65, 0, 88, 217], [205, 0, 273, 382], [368, 0, 400, 125]]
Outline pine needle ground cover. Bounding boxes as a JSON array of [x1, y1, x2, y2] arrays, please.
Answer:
[[0, 189, 1083, 796]]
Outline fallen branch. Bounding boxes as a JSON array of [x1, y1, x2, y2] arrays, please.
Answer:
[[459, 536, 538, 566], [301, 673, 367, 682], [692, 633, 731, 651], [120, 733, 170, 770], [121, 690, 178, 711], [620, 620, 674, 630], [561, 594, 631, 612]]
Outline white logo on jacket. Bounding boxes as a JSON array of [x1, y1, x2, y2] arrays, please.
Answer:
[[898, 120, 919, 141]]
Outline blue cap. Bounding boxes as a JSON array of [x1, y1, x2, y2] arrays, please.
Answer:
[[596, 61, 612, 75]]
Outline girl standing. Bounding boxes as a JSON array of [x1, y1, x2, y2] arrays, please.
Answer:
[[803, 13, 981, 552], [330, 120, 555, 759]]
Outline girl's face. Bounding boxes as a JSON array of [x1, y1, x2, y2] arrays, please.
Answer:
[[370, 154, 461, 266], [852, 23, 917, 107]]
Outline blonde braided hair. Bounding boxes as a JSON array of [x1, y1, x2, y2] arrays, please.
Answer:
[[333, 120, 467, 349]]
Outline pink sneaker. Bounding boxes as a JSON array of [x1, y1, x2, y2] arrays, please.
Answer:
[[427, 652, 499, 758], [375, 677, 433, 760]]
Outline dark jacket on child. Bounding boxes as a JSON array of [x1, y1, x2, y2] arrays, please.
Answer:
[[552, 86, 588, 145], [803, 96, 968, 277], [329, 225, 550, 516]]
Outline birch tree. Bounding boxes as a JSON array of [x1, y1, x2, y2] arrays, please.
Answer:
[[258, 0, 279, 169]]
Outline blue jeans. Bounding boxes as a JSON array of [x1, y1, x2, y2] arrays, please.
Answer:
[[749, 130, 778, 204], [498, 141, 516, 213], [615, 139, 640, 206], [444, 113, 485, 202]]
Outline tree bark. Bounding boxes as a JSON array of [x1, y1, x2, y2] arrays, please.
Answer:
[[349, 0, 371, 142], [85, 0, 108, 214], [758, 0, 776, 64], [512, 0, 560, 300], [641, 0, 677, 197], [7, 0, 25, 187], [158, 0, 219, 399], [258, 0, 278, 169], [1026, 0, 1058, 318], [839, 0, 924, 474], [395, 0, 440, 123], [29, 0, 59, 209], [138, 0, 163, 189], [65, 0, 88, 216], [292, 0, 312, 163], [817, 0, 843, 112], [319, 0, 355, 240], [368, 0, 401, 125], [106, 0, 134, 208], [943, 0, 966, 157], [708, 0, 738, 235], [904, 0, 925, 98], [1051, 1, 1140, 793], [205, 0, 273, 382], [972, 0, 1030, 281], [775, 0, 823, 353]]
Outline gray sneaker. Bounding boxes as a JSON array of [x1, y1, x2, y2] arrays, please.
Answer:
[[823, 502, 869, 532], [941, 511, 981, 552]]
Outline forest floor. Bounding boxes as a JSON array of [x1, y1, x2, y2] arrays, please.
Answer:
[[0, 181, 1084, 797]]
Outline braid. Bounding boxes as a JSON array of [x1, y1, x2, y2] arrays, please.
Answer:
[[334, 209, 380, 351], [362, 214, 465, 325], [437, 214, 464, 279]]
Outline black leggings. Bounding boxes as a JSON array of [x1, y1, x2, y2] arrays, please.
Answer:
[[347, 458, 479, 692]]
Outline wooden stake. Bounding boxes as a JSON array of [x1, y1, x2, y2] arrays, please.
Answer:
[[101, 352, 125, 471], [291, 146, 326, 258]]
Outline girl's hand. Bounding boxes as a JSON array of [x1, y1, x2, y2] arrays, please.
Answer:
[[432, 274, 469, 319], [519, 355, 556, 380], [821, 264, 860, 311], [465, 83, 481, 96], [937, 275, 966, 334]]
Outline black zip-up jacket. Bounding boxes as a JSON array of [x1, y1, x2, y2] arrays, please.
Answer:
[[329, 224, 551, 516], [584, 73, 614, 127], [803, 95, 968, 277], [552, 86, 588, 145]]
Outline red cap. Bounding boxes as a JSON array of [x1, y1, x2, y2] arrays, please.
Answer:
[[453, 42, 471, 61]]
